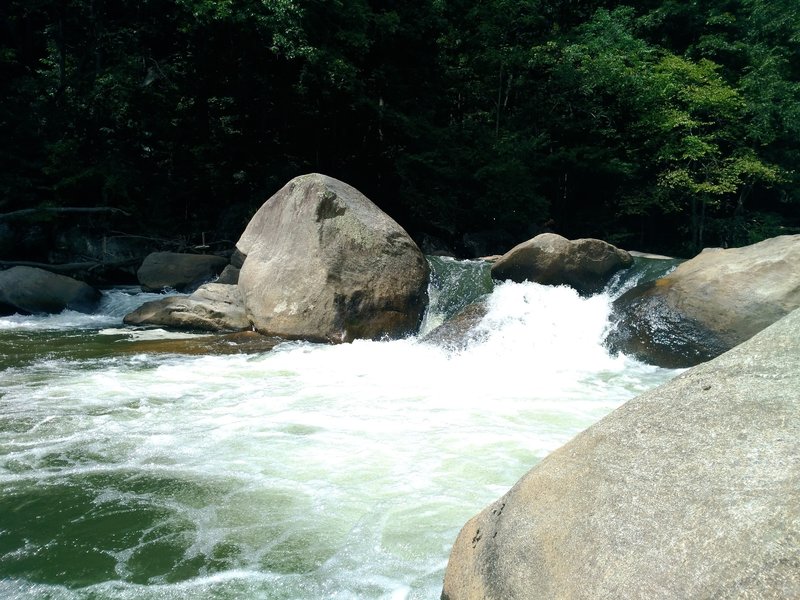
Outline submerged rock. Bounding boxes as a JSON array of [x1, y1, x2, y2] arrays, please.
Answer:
[[136, 251, 228, 293], [123, 283, 249, 332], [442, 307, 800, 600], [0, 266, 101, 315], [607, 234, 800, 367], [119, 330, 280, 355], [236, 173, 429, 342], [421, 297, 490, 350], [491, 233, 633, 295]]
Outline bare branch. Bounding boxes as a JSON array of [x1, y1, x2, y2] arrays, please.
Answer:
[[0, 258, 141, 276], [0, 207, 131, 222]]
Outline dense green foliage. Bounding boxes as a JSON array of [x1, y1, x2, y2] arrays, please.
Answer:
[[2, 0, 798, 256]]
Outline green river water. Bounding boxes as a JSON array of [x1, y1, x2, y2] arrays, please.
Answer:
[[0, 258, 679, 599]]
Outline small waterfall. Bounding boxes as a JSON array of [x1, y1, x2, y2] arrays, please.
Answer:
[[0, 258, 681, 600], [418, 256, 493, 336], [603, 256, 682, 299]]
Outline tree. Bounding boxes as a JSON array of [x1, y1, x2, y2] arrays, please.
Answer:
[[647, 54, 784, 251], [1, 0, 798, 260]]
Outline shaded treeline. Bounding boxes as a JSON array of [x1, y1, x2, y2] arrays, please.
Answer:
[[2, 0, 799, 256]]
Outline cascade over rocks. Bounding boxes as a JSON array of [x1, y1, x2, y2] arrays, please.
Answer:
[[123, 283, 249, 332], [607, 234, 800, 367], [490, 233, 633, 295], [0, 266, 101, 315], [137, 251, 228, 293], [236, 173, 429, 342], [442, 307, 800, 600]]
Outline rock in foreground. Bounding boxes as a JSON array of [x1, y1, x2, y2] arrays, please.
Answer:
[[442, 308, 800, 600], [607, 234, 800, 367], [490, 233, 632, 295], [0, 266, 101, 315], [236, 173, 429, 342]]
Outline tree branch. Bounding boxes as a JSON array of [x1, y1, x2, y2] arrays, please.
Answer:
[[0, 258, 141, 275], [0, 206, 131, 222]]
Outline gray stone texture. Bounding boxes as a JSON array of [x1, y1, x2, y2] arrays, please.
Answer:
[[123, 283, 249, 332], [442, 307, 800, 600], [491, 233, 633, 295], [0, 266, 101, 315], [136, 251, 228, 292], [236, 173, 429, 342], [608, 234, 800, 367]]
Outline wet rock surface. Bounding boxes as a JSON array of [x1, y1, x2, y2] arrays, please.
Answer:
[[607, 234, 800, 367]]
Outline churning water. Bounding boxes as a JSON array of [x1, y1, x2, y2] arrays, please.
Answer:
[[0, 258, 678, 599]]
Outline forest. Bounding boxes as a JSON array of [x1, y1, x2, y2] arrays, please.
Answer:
[[1, 0, 799, 258]]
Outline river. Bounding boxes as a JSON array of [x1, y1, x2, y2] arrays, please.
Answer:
[[0, 257, 679, 599]]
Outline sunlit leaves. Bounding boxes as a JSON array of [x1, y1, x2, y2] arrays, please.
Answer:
[[174, 0, 313, 59], [650, 52, 777, 196]]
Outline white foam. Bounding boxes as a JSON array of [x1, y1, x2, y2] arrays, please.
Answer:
[[0, 288, 178, 331], [99, 327, 211, 341], [0, 278, 677, 599]]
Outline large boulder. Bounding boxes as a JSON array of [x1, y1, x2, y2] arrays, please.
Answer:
[[442, 307, 800, 600], [136, 252, 228, 293], [0, 266, 101, 315], [607, 234, 800, 368], [236, 173, 429, 342], [490, 233, 633, 295], [123, 283, 249, 332]]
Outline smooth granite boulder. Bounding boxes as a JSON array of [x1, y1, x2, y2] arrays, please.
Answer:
[[491, 233, 633, 295], [607, 234, 800, 367], [236, 173, 429, 342], [136, 252, 228, 293], [442, 308, 800, 600], [0, 266, 101, 315]]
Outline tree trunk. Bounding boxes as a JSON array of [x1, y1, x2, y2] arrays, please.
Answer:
[[89, 0, 102, 80], [735, 185, 751, 217], [495, 62, 503, 138], [56, 13, 66, 96], [698, 196, 706, 250]]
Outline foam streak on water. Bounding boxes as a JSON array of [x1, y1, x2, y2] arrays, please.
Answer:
[[0, 276, 676, 599], [0, 287, 169, 331]]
